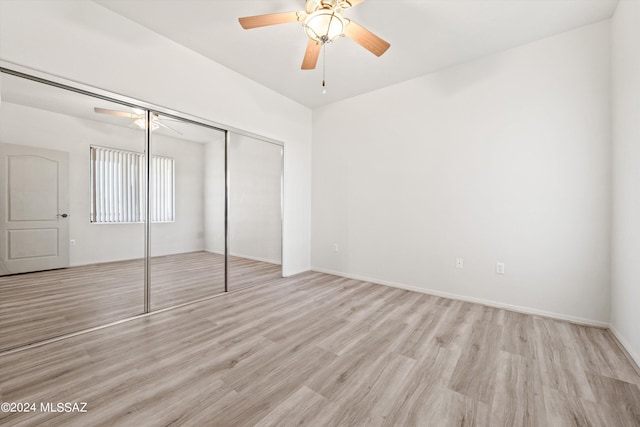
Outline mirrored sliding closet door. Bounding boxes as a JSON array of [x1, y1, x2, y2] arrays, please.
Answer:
[[0, 68, 285, 352], [227, 133, 283, 291], [0, 72, 146, 351], [148, 114, 227, 310]]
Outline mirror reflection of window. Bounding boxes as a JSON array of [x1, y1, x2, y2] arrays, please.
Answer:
[[89, 146, 175, 224]]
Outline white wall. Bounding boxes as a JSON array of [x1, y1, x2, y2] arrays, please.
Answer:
[[611, 0, 640, 365], [312, 21, 611, 325], [0, 101, 206, 265], [0, 0, 312, 276]]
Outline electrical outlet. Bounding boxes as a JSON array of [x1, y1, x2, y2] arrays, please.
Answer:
[[456, 258, 464, 269], [70, 239, 76, 247], [496, 262, 505, 275]]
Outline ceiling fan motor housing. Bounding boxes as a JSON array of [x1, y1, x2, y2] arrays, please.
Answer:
[[306, 0, 353, 14]]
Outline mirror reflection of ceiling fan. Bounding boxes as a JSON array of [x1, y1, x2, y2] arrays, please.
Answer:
[[93, 107, 182, 134], [239, 0, 390, 70]]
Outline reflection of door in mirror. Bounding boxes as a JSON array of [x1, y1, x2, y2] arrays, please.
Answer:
[[0, 143, 69, 275]]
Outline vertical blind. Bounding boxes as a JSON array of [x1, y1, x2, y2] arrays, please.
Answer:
[[90, 146, 174, 223], [150, 156, 174, 222]]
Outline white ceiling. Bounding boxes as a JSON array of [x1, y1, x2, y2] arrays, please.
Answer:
[[93, 0, 619, 109]]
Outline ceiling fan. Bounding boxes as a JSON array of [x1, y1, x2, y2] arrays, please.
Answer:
[[94, 107, 182, 134], [239, 0, 390, 70]]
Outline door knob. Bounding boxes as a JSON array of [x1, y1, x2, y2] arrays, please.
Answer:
[[57, 213, 69, 218]]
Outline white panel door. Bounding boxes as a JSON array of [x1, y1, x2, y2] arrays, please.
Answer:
[[0, 143, 69, 275]]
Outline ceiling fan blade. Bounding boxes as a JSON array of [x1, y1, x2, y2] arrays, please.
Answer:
[[94, 107, 138, 119], [301, 39, 322, 70], [238, 11, 300, 29], [344, 20, 390, 57]]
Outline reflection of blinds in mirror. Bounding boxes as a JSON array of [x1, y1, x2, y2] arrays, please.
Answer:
[[90, 146, 174, 223], [151, 156, 175, 223]]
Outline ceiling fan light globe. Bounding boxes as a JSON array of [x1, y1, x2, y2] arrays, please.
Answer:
[[304, 10, 345, 43]]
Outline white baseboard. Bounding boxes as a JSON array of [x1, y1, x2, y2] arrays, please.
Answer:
[[70, 249, 206, 267], [204, 250, 281, 266], [235, 254, 281, 265], [609, 325, 640, 372], [311, 267, 609, 328]]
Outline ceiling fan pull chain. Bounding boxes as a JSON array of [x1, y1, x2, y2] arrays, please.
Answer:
[[322, 43, 327, 94]]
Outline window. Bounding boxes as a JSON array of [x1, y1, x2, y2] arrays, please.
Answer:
[[90, 146, 174, 223]]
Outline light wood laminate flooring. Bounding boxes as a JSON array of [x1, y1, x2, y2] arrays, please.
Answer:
[[1, 271, 639, 426], [0, 252, 281, 352]]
